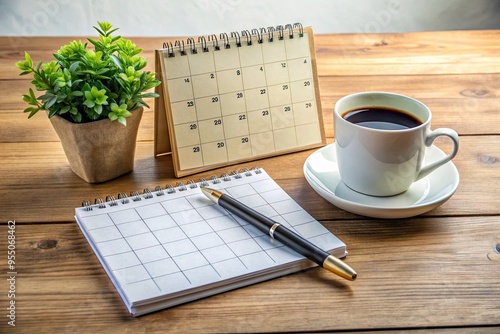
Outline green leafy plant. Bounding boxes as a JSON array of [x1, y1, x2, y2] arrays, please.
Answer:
[[16, 21, 161, 126]]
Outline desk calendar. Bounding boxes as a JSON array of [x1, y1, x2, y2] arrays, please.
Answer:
[[154, 24, 325, 177]]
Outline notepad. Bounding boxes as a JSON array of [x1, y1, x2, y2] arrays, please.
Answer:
[[75, 168, 346, 316], [154, 24, 326, 177]]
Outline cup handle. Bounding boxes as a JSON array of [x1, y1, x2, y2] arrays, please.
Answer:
[[416, 128, 459, 181]]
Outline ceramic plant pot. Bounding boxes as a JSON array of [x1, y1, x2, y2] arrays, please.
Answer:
[[49, 107, 143, 183]]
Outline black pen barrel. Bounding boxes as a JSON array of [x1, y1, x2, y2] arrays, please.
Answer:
[[273, 225, 328, 265], [219, 194, 328, 265], [219, 194, 274, 233]]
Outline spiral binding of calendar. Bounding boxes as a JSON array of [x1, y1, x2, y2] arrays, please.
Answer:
[[162, 23, 304, 57], [82, 167, 262, 211]]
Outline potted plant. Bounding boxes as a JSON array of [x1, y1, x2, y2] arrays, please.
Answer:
[[16, 21, 161, 183]]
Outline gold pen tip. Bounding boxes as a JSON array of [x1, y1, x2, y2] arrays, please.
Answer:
[[200, 187, 221, 204], [323, 255, 357, 281]]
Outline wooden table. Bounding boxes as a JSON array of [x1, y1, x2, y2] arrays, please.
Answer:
[[1, 30, 499, 333]]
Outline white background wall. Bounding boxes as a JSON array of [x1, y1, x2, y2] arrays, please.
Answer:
[[1, 0, 499, 37]]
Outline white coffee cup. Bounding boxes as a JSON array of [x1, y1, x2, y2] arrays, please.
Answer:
[[334, 92, 459, 196]]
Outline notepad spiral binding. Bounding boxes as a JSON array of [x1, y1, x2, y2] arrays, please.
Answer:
[[162, 23, 304, 57], [82, 167, 262, 211]]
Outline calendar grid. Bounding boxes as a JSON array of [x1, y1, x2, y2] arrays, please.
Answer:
[[183, 52, 204, 167], [155, 25, 326, 177], [258, 40, 276, 154]]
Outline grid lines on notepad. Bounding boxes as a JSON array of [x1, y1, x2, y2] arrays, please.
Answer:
[[81, 175, 331, 301]]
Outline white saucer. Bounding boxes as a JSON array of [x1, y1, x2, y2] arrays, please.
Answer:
[[303, 143, 459, 219]]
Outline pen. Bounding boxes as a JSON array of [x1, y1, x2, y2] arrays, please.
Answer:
[[201, 187, 357, 281]]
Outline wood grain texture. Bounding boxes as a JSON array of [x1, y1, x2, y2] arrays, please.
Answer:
[[2, 73, 500, 141], [1, 217, 499, 333], [1, 135, 499, 223], [0, 30, 499, 332]]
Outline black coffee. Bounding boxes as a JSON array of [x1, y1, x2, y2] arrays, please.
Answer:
[[342, 107, 422, 130]]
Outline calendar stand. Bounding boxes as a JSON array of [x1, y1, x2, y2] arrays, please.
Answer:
[[154, 24, 326, 177], [154, 70, 172, 156]]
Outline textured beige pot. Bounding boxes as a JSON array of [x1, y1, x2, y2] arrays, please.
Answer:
[[49, 107, 143, 183]]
